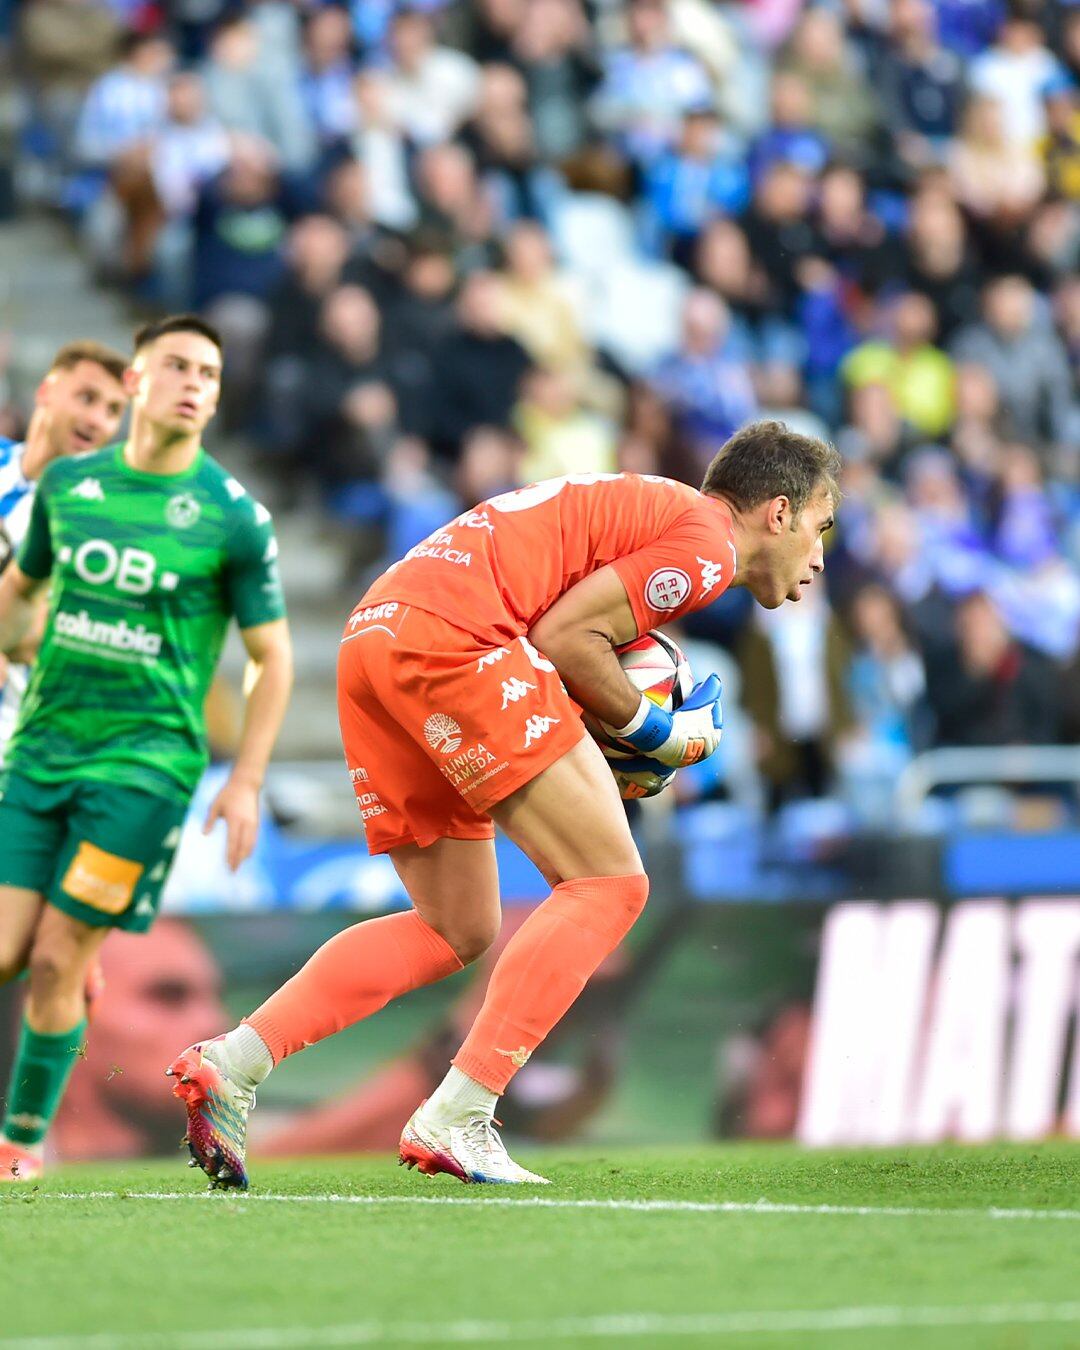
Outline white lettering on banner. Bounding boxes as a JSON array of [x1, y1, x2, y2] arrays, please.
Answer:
[[523, 714, 559, 748], [349, 765, 369, 783], [477, 647, 511, 672], [500, 678, 536, 709], [912, 901, 1009, 1143], [798, 903, 937, 1147], [54, 608, 162, 658], [645, 568, 691, 611], [798, 898, 1080, 1148], [1007, 902, 1080, 1138]]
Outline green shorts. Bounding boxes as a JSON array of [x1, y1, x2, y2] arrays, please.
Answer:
[[0, 771, 188, 933]]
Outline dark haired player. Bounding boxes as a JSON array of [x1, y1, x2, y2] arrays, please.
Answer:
[[0, 316, 293, 1181], [173, 421, 837, 1189]]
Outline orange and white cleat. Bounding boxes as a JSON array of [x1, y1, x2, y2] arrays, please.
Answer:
[[0, 1141, 44, 1184], [166, 1037, 253, 1190], [399, 1105, 549, 1185]]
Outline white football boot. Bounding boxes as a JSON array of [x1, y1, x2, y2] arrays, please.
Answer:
[[399, 1104, 549, 1184]]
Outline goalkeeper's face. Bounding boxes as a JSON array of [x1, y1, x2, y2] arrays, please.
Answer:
[[753, 484, 834, 608], [131, 331, 222, 436]]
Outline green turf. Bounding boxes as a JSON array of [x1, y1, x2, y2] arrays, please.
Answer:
[[2, 1143, 1079, 1348]]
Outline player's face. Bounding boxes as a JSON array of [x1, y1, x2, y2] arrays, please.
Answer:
[[132, 332, 222, 435], [40, 360, 127, 456], [758, 485, 834, 608]]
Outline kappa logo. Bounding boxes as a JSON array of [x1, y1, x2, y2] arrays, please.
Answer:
[[477, 646, 511, 672], [696, 556, 726, 596], [423, 713, 463, 754], [500, 677, 536, 709], [457, 510, 495, 532], [134, 895, 155, 918], [494, 1046, 532, 1068], [166, 492, 201, 529], [70, 477, 104, 502], [518, 636, 555, 673], [523, 714, 559, 748]]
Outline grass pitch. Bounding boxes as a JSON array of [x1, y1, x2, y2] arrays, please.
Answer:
[[2, 1142, 1079, 1348]]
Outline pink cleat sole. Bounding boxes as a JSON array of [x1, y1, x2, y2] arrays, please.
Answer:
[[398, 1127, 469, 1182], [166, 1047, 249, 1190]]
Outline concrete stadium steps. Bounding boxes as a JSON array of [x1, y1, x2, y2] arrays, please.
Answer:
[[0, 216, 133, 397], [0, 213, 352, 760]]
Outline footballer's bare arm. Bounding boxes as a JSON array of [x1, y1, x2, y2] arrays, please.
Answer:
[[528, 565, 641, 728], [204, 618, 294, 871], [0, 562, 48, 658]]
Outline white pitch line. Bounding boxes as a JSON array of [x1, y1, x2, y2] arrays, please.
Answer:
[[5, 1303, 1080, 1349], [16, 1189, 1080, 1222]]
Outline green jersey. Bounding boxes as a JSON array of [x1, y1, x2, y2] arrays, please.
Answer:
[[9, 443, 286, 803]]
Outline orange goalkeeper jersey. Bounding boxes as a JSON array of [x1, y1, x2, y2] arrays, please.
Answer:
[[361, 472, 737, 644]]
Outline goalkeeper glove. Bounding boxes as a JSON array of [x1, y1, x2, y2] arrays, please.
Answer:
[[608, 673, 724, 769]]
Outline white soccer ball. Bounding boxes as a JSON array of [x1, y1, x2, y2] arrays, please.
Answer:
[[584, 631, 694, 799]]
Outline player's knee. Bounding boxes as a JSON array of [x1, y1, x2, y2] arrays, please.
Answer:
[[435, 913, 501, 966], [551, 871, 649, 940], [27, 942, 81, 999], [612, 871, 650, 926]]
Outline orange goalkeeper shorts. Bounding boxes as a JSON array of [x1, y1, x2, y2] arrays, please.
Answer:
[[337, 601, 585, 854]]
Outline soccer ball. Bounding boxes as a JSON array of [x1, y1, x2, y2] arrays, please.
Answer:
[[584, 631, 694, 800]]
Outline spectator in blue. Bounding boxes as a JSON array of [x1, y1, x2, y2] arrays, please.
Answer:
[[74, 30, 173, 174], [748, 71, 830, 185], [934, 0, 1005, 60], [845, 582, 930, 756], [590, 0, 713, 167], [651, 287, 758, 464], [643, 104, 749, 262], [300, 5, 358, 152]]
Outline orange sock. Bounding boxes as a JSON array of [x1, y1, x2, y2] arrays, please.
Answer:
[[246, 910, 463, 1063], [453, 873, 649, 1093]]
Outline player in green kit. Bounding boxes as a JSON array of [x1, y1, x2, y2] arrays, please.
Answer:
[[0, 315, 293, 1181]]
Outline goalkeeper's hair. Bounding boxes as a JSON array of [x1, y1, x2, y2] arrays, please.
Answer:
[[48, 340, 127, 384], [701, 420, 841, 520], [133, 314, 223, 357]]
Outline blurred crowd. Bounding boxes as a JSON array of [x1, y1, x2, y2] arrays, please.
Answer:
[[3, 0, 1080, 822]]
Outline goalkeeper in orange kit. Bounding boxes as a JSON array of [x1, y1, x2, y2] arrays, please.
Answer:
[[170, 422, 838, 1188]]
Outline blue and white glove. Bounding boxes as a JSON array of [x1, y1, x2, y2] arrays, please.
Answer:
[[609, 674, 724, 769]]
